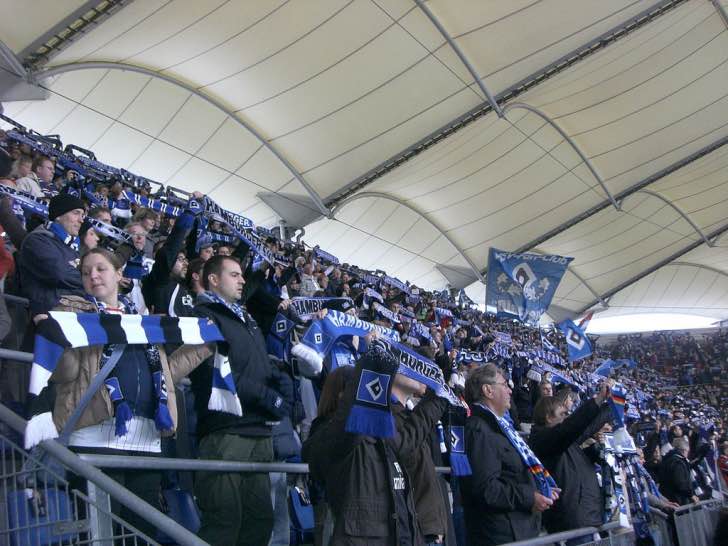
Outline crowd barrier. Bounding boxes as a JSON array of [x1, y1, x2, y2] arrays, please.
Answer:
[[673, 499, 723, 546]]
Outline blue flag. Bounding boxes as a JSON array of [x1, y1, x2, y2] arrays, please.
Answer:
[[486, 248, 572, 325], [558, 319, 592, 362]]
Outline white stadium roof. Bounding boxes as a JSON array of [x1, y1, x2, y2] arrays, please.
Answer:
[[1, 0, 727, 322]]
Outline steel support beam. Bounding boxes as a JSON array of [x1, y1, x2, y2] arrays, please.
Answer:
[[670, 261, 728, 279], [621, 189, 714, 247], [0, 40, 26, 77], [324, 0, 686, 207], [711, 0, 728, 29], [503, 102, 620, 211], [32, 61, 331, 217], [575, 222, 728, 314], [413, 0, 503, 117], [513, 134, 728, 253], [19, 0, 134, 70], [331, 191, 484, 282]]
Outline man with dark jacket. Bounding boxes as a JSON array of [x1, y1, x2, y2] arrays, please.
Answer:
[[18, 193, 86, 317], [391, 376, 449, 545], [142, 207, 196, 317], [190, 255, 294, 546], [461, 364, 555, 546], [302, 342, 448, 546], [659, 437, 697, 505], [528, 386, 611, 534]]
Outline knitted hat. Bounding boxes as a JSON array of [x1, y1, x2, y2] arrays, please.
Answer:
[[49, 193, 85, 220]]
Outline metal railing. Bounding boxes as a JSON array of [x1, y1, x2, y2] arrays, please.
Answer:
[[499, 521, 634, 546], [0, 403, 206, 546], [673, 498, 724, 546]]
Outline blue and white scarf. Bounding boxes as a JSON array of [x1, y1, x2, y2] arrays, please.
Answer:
[[372, 302, 400, 324], [345, 338, 463, 438], [455, 349, 489, 365], [26, 311, 229, 449], [289, 297, 355, 321], [0, 185, 49, 217], [48, 221, 79, 252], [122, 189, 182, 217], [478, 403, 558, 498], [291, 309, 400, 376], [91, 296, 172, 438], [313, 246, 339, 265]]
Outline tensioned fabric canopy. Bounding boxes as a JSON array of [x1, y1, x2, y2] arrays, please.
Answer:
[[1, 0, 727, 321]]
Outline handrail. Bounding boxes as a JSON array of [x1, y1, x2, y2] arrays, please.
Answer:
[[673, 498, 722, 515], [0, 347, 33, 362], [0, 403, 208, 546], [499, 526, 599, 546], [78, 453, 452, 474]]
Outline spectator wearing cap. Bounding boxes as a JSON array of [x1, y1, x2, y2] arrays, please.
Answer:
[[18, 193, 86, 317], [16, 155, 53, 198]]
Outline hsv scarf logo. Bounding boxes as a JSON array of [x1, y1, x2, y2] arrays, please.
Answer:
[[359, 370, 389, 406], [450, 426, 465, 453]]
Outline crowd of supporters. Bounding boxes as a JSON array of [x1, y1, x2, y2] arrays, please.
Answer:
[[0, 122, 726, 546]]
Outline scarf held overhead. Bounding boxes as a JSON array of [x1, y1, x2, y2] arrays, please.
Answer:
[[26, 312, 239, 449]]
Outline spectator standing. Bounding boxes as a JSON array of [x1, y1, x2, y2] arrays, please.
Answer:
[[528, 388, 611, 536], [461, 363, 554, 546], [191, 256, 294, 546], [302, 340, 447, 546], [659, 437, 698, 505]]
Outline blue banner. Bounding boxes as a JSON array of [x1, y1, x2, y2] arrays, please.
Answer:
[[558, 319, 592, 362], [486, 248, 572, 325]]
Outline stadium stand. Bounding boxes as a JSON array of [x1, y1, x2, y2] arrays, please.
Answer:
[[0, 1, 727, 546]]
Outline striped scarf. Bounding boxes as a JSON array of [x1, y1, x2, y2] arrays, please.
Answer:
[[0, 184, 48, 216], [478, 403, 558, 497], [291, 309, 400, 376], [26, 311, 233, 450], [92, 296, 172, 438], [289, 297, 355, 321]]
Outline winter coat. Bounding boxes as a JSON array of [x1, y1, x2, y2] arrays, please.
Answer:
[[45, 295, 212, 435], [302, 380, 447, 546], [528, 399, 607, 532], [142, 211, 195, 317], [191, 295, 294, 438], [18, 225, 84, 315], [460, 404, 540, 546], [659, 449, 694, 505], [392, 403, 449, 539]]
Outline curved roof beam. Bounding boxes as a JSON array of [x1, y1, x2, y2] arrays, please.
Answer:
[[31, 61, 331, 217], [414, 0, 503, 117], [621, 189, 715, 247], [576, 221, 728, 314], [502, 102, 620, 211], [331, 191, 484, 282], [670, 261, 728, 279]]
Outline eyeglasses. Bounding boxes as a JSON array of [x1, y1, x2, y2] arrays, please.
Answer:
[[491, 380, 510, 388]]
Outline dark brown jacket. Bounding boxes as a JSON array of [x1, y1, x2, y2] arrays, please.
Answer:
[[303, 375, 447, 546]]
